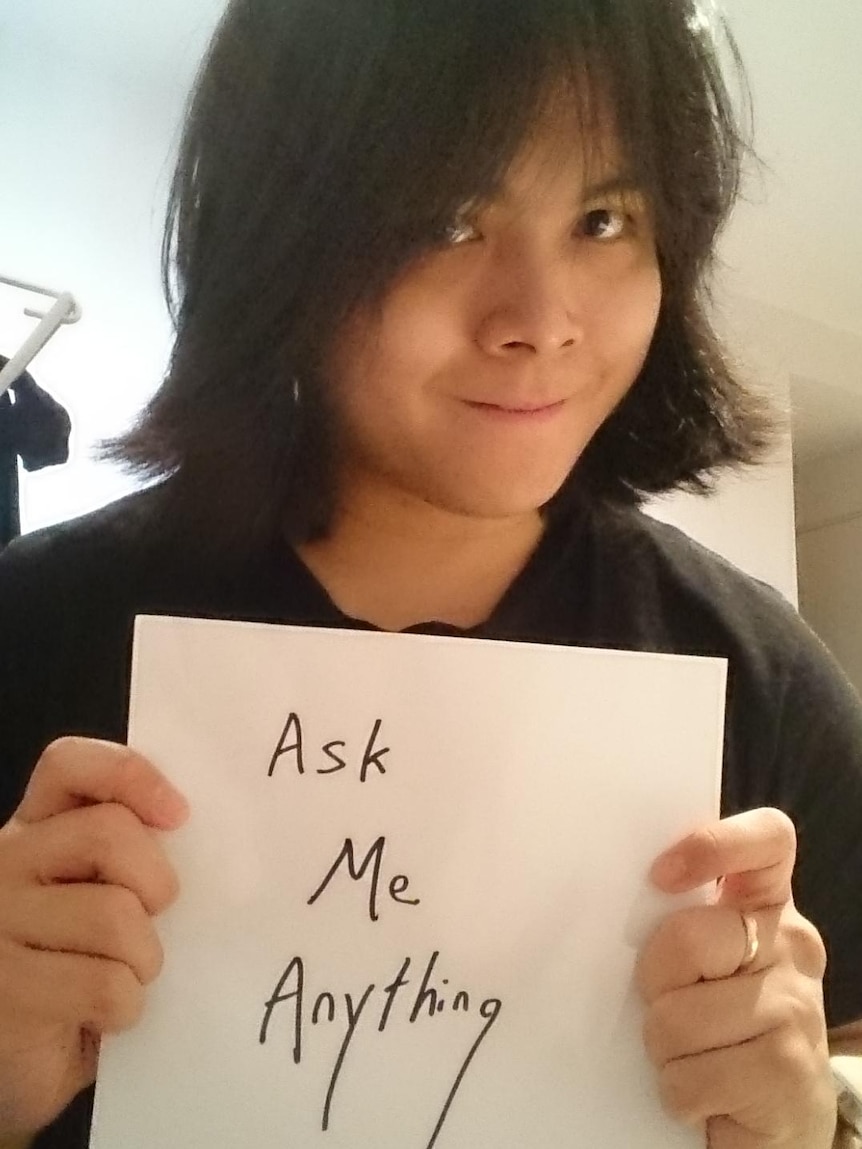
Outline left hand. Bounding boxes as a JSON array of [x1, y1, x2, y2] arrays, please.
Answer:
[[637, 808, 837, 1148]]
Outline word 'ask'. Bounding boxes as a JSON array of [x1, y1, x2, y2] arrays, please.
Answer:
[[268, 712, 390, 781]]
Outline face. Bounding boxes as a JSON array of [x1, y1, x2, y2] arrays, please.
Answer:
[[323, 110, 663, 525]]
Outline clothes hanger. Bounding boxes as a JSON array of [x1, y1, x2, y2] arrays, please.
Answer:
[[0, 275, 82, 399]]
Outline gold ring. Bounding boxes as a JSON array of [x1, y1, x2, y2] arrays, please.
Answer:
[[736, 911, 759, 973]]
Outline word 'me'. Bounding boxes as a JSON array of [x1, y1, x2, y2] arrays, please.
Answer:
[[308, 835, 420, 922]]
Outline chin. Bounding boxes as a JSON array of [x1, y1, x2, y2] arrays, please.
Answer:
[[429, 473, 571, 522]]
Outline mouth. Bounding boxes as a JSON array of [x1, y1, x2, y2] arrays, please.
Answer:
[[463, 399, 567, 419]]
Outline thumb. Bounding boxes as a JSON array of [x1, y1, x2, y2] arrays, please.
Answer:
[[650, 808, 797, 911]]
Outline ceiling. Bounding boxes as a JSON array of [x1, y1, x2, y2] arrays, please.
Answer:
[[4, 0, 861, 463]]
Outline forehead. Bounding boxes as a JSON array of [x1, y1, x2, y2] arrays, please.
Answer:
[[493, 84, 627, 206]]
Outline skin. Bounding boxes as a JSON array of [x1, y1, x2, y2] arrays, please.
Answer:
[[0, 115, 857, 1146], [642, 812, 843, 1147], [300, 107, 662, 630], [0, 743, 187, 1140]]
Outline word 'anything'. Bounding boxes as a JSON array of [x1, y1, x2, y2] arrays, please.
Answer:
[[260, 950, 502, 1149]]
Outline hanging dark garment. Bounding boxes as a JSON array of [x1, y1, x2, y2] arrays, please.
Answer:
[[0, 388, 19, 546], [0, 355, 72, 547]]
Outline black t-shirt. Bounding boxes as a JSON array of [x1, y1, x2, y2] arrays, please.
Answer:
[[2, 486, 862, 1148]]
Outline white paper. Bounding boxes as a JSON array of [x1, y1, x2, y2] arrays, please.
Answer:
[[90, 615, 725, 1149]]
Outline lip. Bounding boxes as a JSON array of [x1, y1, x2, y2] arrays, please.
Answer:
[[462, 399, 567, 420]]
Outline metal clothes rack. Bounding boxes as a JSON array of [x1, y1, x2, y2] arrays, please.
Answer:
[[0, 274, 82, 397]]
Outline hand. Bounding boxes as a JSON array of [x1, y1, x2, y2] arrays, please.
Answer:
[[0, 738, 189, 1138], [637, 808, 837, 1148]]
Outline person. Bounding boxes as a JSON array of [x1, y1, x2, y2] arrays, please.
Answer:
[[1, 0, 861, 1145]]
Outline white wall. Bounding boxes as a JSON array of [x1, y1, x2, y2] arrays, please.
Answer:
[[795, 446, 862, 695], [646, 447, 797, 607], [0, 26, 186, 532], [646, 302, 799, 606]]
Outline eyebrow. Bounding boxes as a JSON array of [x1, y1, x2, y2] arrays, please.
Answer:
[[484, 173, 646, 216], [580, 174, 645, 202]]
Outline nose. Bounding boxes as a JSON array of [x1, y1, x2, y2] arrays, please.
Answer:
[[475, 250, 586, 359]]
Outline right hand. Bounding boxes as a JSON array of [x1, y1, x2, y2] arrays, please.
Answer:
[[0, 738, 189, 1137]]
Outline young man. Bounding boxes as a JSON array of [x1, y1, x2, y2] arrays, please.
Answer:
[[1, 1, 860, 1145]]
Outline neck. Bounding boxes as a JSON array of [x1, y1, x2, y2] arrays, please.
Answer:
[[297, 481, 545, 632]]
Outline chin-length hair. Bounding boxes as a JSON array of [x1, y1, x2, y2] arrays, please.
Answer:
[[104, 0, 775, 550]]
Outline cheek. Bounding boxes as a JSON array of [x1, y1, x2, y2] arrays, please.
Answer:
[[332, 300, 457, 425], [593, 265, 662, 379], [333, 278, 447, 370], [375, 280, 461, 376]]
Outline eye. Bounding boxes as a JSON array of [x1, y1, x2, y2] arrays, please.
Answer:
[[579, 207, 631, 242]]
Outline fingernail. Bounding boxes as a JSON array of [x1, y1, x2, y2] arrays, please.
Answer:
[[650, 851, 689, 888]]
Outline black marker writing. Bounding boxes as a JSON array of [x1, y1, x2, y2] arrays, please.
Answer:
[[259, 955, 303, 1062], [259, 951, 503, 1143], [260, 705, 497, 1144], [268, 711, 305, 777], [425, 997, 503, 1149], [358, 718, 389, 781], [307, 836, 420, 922], [267, 713, 390, 781]]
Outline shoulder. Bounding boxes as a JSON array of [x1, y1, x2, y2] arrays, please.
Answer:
[[584, 502, 862, 785], [0, 486, 169, 618], [583, 501, 804, 669], [0, 489, 171, 822], [625, 510, 862, 724], [0, 486, 176, 698], [0, 485, 165, 582], [606, 503, 792, 609]]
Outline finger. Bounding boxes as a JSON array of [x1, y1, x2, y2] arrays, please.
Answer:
[[650, 809, 796, 907], [637, 904, 780, 1001], [12, 802, 182, 916], [643, 966, 826, 1066], [656, 1026, 833, 1135], [0, 941, 146, 1034], [3, 884, 165, 986], [16, 738, 189, 830]]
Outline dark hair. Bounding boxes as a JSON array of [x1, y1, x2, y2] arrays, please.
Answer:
[[105, 0, 775, 549]]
